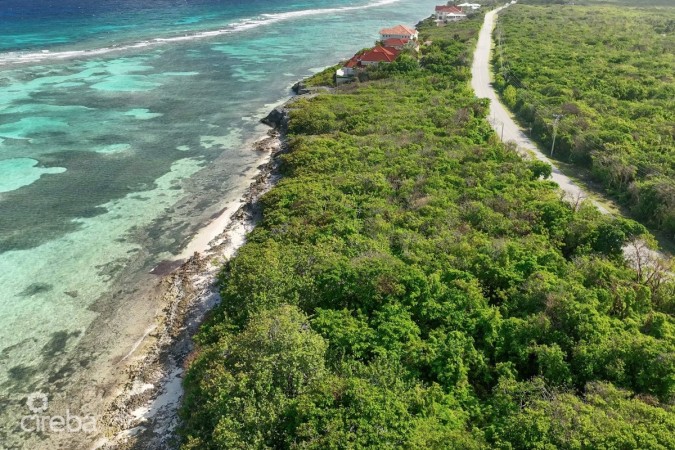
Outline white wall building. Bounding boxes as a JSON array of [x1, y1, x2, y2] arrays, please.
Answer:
[[434, 5, 467, 22], [457, 3, 481, 11], [379, 24, 418, 41]]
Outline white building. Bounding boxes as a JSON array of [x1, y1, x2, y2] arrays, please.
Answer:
[[434, 5, 467, 22], [457, 2, 481, 11], [379, 24, 418, 41]]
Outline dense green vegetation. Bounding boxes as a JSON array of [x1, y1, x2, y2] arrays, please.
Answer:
[[525, 0, 675, 5], [179, 14, 675, 449], [493, 3, 675, 238]]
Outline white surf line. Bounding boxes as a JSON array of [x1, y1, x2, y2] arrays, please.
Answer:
[[0, 0, 403, 66], [176, 198, 247, 261], [120, 324, 158, 363]]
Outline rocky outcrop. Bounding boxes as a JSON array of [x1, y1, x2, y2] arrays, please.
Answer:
[[261, 106, 290, 132], [262, 82, 335, 131], [292, 81, 310, 95], [292, 80, 334, 95]]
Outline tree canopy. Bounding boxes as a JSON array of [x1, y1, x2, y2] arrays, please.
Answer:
[[493, 3, 675, 238], [179, 12, 675, 450]]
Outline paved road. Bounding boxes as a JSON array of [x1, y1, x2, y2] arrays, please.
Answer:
[[470, 5, 673, 270], [470, 5, 609, 214]]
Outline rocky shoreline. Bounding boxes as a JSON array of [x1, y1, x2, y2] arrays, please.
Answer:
[[96, 100, 296, 450]]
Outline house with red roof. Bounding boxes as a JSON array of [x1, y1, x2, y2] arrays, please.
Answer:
[[336, 23, 417, 81], [379, 24, 418, 41], [336, 45, 401, 80], [337, 55, 361, 77], [435, 5, 467, 22], [358, 46, 400, 66], [382, 38, 414, 50]]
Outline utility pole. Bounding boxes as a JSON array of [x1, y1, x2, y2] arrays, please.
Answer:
[[497, 26, 507, 80], [550, 114, 563, 157], [498, 28, 504, 75]]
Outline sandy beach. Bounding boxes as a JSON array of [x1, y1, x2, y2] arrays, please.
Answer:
[[0, 112, 286, 450], [0, 2, 443, 447], [92, 119, 288, 450]]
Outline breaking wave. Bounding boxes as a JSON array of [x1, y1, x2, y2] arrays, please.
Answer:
[[0, 0, 403, 66]]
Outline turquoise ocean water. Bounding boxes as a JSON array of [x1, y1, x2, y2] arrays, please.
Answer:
[[0, 0, 438, 445]]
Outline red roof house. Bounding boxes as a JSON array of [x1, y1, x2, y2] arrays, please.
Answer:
[[337, 44, 403, 79], [435, 5, 464, 14], [337, 55, 360, 78], [379, 24, 418, 41], [344, 56, 360, 69], [383, 38, 411, 50], [435, 5, 467, 21], [358, 46, 400, 65]]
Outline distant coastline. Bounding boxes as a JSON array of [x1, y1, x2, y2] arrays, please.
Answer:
[[0, 0, 405, 66], [99, 87, 301, 449], [0, 2, 455, 448], [99, 34, 412, 447], [170, 4, 675, 449]]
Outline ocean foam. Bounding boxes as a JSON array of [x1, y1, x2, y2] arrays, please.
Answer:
[[0, 0, 404, 66]]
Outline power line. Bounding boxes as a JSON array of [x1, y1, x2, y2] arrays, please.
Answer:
[[550, 114, 563, 157], [493, 33, 668, 182]]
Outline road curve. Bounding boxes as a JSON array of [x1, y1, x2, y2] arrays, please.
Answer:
[[470, 5, 608, 214]]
